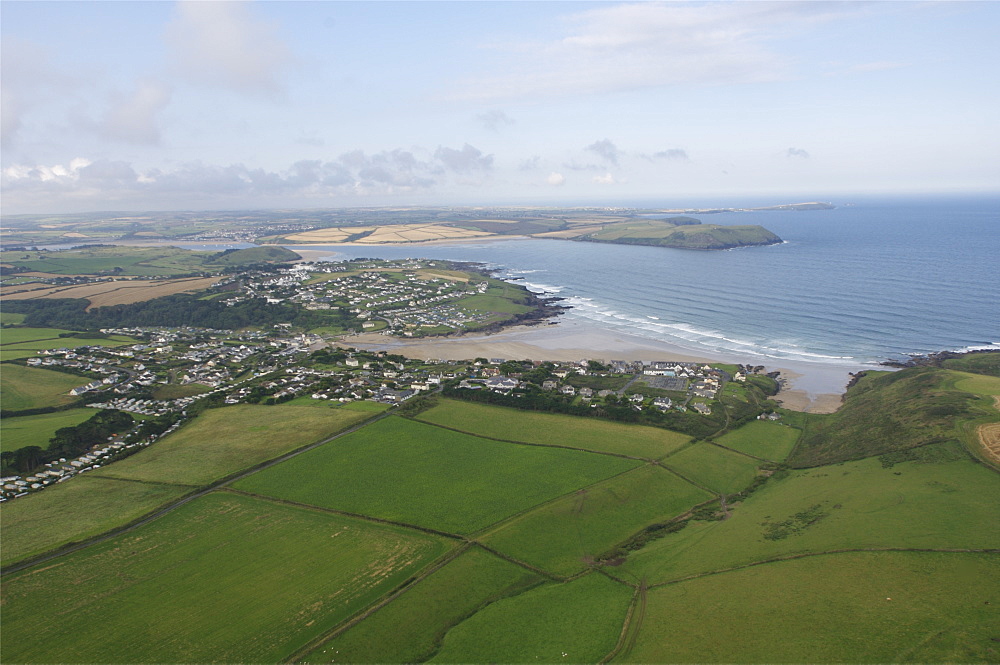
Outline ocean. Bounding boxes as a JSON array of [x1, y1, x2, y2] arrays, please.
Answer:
[[290, 195, 997, 370]]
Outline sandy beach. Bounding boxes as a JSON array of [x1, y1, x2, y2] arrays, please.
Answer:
[[338, 318, 868, 413]]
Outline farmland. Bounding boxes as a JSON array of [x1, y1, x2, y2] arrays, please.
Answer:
[[0, 245, 216, 276], [233, 416, 639, 534], [1, 276, 220, 309], [481, 464, 712, 576], [417, 399, 690, 459], [305, 547, 542, 664], [0, 475, 191, 566], [0, 408, 96, 453], [618, 443, 1000, 584], [659, 441, 762, 494], [0, 492, 449, 664], [0, 364, 86, 410], [428, 573, 633, 663], [0, 355, 996, 663], [89, 404, 371, 486], [619, 551, 998, 664], [715, 419, 801, 461]]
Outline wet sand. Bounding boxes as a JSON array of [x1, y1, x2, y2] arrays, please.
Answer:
[[339, 318, 868, 413]]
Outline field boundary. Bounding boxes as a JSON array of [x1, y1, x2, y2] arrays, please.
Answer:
[[221, 487, 465, 540], [1, 408, 395, 576], [645, 546, 1000, 590], [408, 415, 658, 463]]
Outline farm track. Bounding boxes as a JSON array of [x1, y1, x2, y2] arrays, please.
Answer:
[[0, 409, 394, 576], [645, 546, 1000, 590], [599, 581, 647, 664]]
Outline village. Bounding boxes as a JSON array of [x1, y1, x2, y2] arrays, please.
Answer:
[[1, 312, 770, 501]]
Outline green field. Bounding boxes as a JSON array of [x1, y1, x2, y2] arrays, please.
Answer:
[[0, 327, 82, 344], [0, 475, 190, 566], [951, 370, 1000, 396], [429, 573, 633, 663], [0, 246, 216, 276], [417, 399, 690, 459], [0, 312, 27, 324], [942, 351, 1000, 377], [659, 442, 761, 494], [89, 404, 370, 486], [0, 408, 96, 453], [619, 551, 998, 663], [305, 547, 542, 664], [234, 417, 639, 534], [715, 420, 801, 461], [0, 492, 449, 664], [619, 444, 1000, 584], [0, 364, 85, 411], [482, 465, 711, 576]]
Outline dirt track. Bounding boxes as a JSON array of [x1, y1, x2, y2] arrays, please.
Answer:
[[977, 396, 1000, 464]]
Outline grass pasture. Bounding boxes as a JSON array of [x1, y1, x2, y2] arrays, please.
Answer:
[[660, 442, 761, 494], [0, 246, 215, 276], [0, 408, 96, 453], [0, 492, 449, 664], [89, 404, 371, 486], [428, 573, 633, 664], [234, 417, 639, 535], [481, 465, 712, 577], [618, 444, 1000, 585], [0, 475, 190, 566], [417, 399, 690, 459], [715, 420, 801, 461], [305, 547, 542, 664], [0, 327, 80, 344], [619, 551, 999, 664], [0, 364, 85, 411]]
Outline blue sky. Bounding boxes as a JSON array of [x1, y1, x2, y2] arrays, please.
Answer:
[[2, 0, 998, 213]]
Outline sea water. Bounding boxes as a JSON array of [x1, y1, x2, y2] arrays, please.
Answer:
[[290, 195, 999, 367]]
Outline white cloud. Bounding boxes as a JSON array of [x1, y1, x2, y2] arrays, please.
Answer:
[[546, 172, 566, 186], [786, 147, 810, 159], [450, 1, 863, 101], [592, 172, 617, 185], [165, 0, 293, 95], [99, 79, 172, 145]]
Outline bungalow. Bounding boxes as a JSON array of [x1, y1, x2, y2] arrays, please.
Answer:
[[560, 385, 576, 396], [579, 387, 594, 398], [542, 380, 559, 391]]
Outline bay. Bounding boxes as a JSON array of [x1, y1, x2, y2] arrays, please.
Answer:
[[285, 195, 998, 369]]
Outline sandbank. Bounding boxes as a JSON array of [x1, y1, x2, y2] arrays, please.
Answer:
[[339, 318, 862, 413]]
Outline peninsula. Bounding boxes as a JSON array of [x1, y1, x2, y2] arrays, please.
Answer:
[[0, 202, 835, 251]]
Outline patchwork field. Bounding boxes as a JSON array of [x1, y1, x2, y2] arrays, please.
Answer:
[[233, 417, 639, 534], [659, 442, 761, 494], [0, 492, 449, 664], [89, 404, 371, 486], [619, 444, 1000, 585], [417, 399, 690, 459], [481, 465, 712, 576], [0, 475, 190, 566], [0, 276, 220, 308], [282, 224, 492, 244], [428, 573, 633, 663], [0, 246, 214, 276], [0, 364, 86, 410], [714, 420, 801, 461], [305, 547, 542, 664], [0, 408, 96, 453], [618, 551, 998, 663]]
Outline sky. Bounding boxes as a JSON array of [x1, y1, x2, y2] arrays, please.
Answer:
[[2, 0, 998, 214]]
